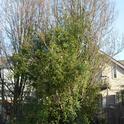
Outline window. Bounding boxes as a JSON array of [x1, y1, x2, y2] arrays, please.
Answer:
[[106, 95, 116, 106], [114, 67, 117, 78], [112, 65, 117, 78]]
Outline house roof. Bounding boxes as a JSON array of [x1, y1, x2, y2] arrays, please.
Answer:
[[110, 58, 124, 69], [118, 60, 124, 65], [100, 50, 124, 69]]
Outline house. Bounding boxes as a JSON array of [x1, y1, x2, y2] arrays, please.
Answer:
[[100, 55, 124, 107], [0, 56, 35, 122]]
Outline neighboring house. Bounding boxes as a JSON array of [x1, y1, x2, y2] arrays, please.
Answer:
[[0, 57, 13, 102], [0, 57, 34, 102], [100, 56, 124, 107], [0, 57, 35, 121]]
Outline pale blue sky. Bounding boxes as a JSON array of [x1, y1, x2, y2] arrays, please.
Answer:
[[114, 0, 124, 60], [0, 0, 123, 59]]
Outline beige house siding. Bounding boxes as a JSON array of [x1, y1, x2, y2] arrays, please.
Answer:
[[101, 62, 124, 97]]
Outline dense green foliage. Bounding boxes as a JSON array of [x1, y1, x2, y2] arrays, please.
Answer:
[[7, 1, 105, 124], [19, 23, 102, 123], [9, 14, 103, 124]]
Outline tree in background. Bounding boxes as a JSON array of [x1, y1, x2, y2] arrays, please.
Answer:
[[0, 0, 118, 123]]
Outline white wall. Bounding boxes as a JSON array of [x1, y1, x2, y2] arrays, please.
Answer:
[[101, 62, 124, 97]]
